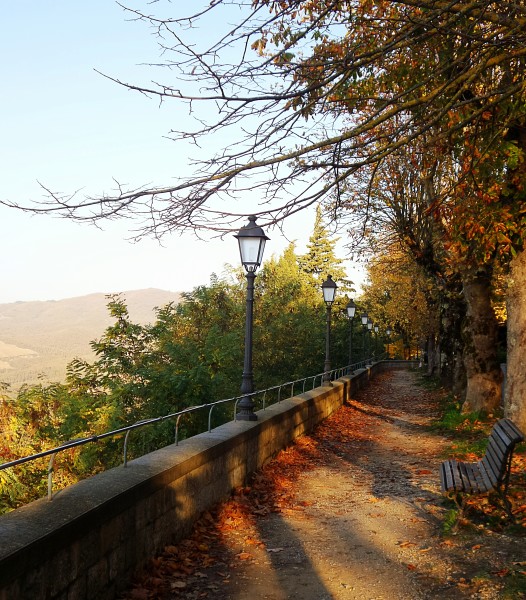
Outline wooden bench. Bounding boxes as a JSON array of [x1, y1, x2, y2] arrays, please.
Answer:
[[440, 418, 524, 518]]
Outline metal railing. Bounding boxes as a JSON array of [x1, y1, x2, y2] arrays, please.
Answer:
[[1, 356, 383, 501]]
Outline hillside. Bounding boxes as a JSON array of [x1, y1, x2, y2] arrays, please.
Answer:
[[0, 289, 181, 392]]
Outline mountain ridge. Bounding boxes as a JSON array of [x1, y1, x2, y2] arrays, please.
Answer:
[[0, 288, 181, 391]]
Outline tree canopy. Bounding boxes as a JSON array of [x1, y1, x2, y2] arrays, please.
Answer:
[[4, 1, 525, 246]]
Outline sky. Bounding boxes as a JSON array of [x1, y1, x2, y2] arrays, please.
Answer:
[[0, 1, 363, 304]]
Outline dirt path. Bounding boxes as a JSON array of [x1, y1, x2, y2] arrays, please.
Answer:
[[122, 370, 526, 600]]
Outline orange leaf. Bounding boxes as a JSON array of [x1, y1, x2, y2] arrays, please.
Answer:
[[492, 569, 510, 578]]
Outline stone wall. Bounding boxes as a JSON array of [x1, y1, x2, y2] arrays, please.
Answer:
[[0, 361, 414, 599]]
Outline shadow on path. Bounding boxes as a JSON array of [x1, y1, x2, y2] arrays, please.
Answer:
[[119, 369, 525, 600]]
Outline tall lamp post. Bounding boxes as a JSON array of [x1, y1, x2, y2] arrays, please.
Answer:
[[386, 327, 392, 358], [361, 312, 368, 362], [346, 299, 356, 373], [322, 275, 338, 382], [374, 324, 379, 358], [235, 215, 269, 421]]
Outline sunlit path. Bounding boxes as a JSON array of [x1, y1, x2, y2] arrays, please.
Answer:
[[120, 370, 526, 599]]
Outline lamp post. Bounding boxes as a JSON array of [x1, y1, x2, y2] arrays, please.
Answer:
[[234, 215, 269, 421], [346, 299, 356, 373], [361, 312, 368, 362], [386, 327, 392, 358], [374, 324, 379, 358], [367, 319, 373, 363], [322, 275, 338, 382]]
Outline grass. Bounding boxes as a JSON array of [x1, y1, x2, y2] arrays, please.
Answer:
[[416, 372, 504, 456], [501, 572, 526, 598]]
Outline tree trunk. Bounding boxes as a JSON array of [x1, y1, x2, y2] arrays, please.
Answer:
[[505, 250, 526, 432], [426, 335, 437, 375], [439, 288, 466, 396], [461, 266, 502, 413]]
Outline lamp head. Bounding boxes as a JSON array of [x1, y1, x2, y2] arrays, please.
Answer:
[[235, 215, 269, 273], [346, 299, 356, 319], [321, 275, 337, 306]]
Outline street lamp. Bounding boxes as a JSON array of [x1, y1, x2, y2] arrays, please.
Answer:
[[234, 215, 269, 421], [386, 327, 392, 358], [322, 275, 338, 382], [367, 319, 373, 362], [374, 324, 379, 358], [361, 312, 368, 363], [346, 299, 356, 372]]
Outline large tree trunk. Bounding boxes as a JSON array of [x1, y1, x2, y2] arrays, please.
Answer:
[[461, 267, 502, 413], [505, 250, 526, 432], [439, 287, 466, 396], [426, 335, 436, 375]]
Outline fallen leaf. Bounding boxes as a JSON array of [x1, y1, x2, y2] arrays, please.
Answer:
[[130, 589, 149, 600], [245, 537, 262, 546], [236, 552, 253, 560], [398, 541, 417, 548], [492, 569, 510, 578], [171, 581, 187, 589]]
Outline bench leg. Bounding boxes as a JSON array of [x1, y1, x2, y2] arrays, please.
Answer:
[[493, 488, 515, 522], [444, 491, 467, 531]]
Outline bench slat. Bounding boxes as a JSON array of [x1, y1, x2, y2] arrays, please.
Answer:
[[496, 419, 524, 444], [440, 461, 453, 492], [489, 430, 508, 458], [458, 461, 478, 493], [470, 462, 492, 493], [481, 455, 500, 487], [485, 440, 506, 480], [441, 459, 463, 492], [478, 459, 498, 491]]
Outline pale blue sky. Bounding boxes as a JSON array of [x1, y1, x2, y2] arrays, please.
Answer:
[[0, 1, 361, 303]]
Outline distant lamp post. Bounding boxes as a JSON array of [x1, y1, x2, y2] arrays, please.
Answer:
[[322, 275, 338, 382], [235, 215, 269, 421], [386, 327, 392, 358], [361, 312, 368, 363], [374, 324, 379, 358], [346, 299, 356, 372], [367, 319, 373, 362]]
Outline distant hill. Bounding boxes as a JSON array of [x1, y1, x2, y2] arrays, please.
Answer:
[[0, 289, 181, 392]]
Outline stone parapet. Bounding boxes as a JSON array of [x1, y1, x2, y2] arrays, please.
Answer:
[[0, 360, 414, 599]]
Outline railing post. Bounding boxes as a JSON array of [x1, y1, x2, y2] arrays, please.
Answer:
[[47, 453, 57, 501]]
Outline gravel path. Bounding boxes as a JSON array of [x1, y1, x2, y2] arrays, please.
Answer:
[[122, 369, 526, 600]]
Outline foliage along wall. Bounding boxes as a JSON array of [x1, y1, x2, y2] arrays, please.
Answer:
[[0, 220, 357, 513]]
